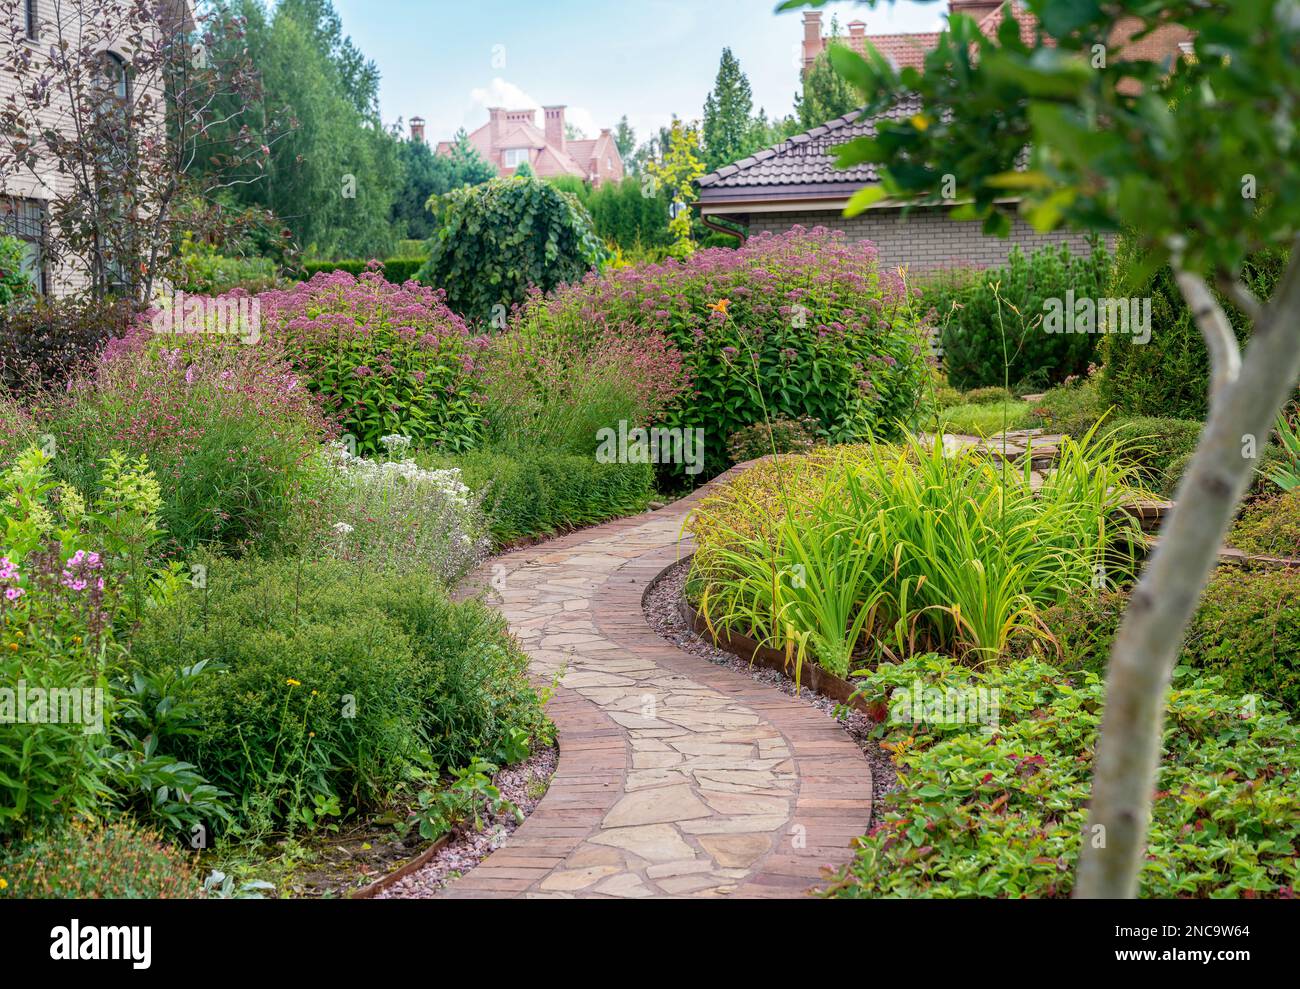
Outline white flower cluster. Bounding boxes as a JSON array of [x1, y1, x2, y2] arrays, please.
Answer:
[[322, 439, 488, 588], [330, 440, 473, 507], [379, 434, 413, 458]]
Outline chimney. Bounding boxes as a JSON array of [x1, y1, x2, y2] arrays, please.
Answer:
[[802, 10, 823, 71], [544, 106, 566, 152], [848, 21, 867, 43], [488, 107, 505, 146], [948, 1, 1004, 22], [409, 116, 426, 144]]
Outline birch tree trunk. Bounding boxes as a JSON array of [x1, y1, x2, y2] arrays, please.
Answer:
[[1076, 240, 1300, 898]]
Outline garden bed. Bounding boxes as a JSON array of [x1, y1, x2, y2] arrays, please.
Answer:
[[372, 745, 557, 899]]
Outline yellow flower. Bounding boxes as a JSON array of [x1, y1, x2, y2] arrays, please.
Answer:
[[910, 113, 931, 131], [308, 731, 316, 738], [709, 299, 731, 313], [0, 877, 8, 890], [6, 643, 16, 652], [286, 678, 301, 687], [311, 690, 318, 697], [72, 636, 82, 646]]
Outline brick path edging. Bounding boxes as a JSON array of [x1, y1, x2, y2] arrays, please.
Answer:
[[437, 464, 873, 899]]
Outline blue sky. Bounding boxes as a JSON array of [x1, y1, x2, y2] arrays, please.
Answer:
[[330, 0, 944, 145]]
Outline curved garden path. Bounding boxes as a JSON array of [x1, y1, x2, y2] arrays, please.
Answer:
[[439, 464, 873, 899]]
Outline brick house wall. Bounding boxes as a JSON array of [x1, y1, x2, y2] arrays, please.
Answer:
[[0, 0, 189, 298], [743, 206, 1102, 275]]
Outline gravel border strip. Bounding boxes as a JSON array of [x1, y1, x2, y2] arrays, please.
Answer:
[[376, 745, 558, 899], [642, 558, 898, 830]]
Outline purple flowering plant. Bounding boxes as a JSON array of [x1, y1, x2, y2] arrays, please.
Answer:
[[519, 228, 932, 479], [260, 266, 490, 456]]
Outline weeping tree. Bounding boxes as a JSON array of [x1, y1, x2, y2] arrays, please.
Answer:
[[780, 0, 1300, 897]]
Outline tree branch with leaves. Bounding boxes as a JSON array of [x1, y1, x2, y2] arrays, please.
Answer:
[[780, 0, 1300, 897]]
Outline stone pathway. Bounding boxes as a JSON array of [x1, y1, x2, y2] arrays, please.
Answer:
[[438, 464, 873, 899]]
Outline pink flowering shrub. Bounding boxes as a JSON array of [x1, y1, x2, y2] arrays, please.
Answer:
[[483, 314, 688, 455], [39, 334, 330, 554], [521, 227, 931, 479], [260, 266, 489, 456], [0, 393, 37, 467]]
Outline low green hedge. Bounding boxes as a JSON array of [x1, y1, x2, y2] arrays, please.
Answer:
[[295, 258, 427, 285], [832, 653, 1300, 898], [1231, 490, 1300, 559], [1030, 379, 1110, 436], [1098, 416, 1204, 485], [1027, 567, 1300, 712], [427, 448, 654, 545]]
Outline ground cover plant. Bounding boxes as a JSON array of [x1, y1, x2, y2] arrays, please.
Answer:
[[930, 399, 1038, 437], [1025, 566, 1300, 715], [827, 654, 1299, 898]]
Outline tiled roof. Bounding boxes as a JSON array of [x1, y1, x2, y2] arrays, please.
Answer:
[[848, 32, 940, 71], [565, 138, 599, 170], [697, 94, 923, 192]]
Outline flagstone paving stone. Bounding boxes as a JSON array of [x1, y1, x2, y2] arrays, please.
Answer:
[[438, 462, 872, 899]]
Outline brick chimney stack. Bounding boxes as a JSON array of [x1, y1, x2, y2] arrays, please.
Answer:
[[848, 21, 867, 43], [488, 107, 505, 146], [409, 116, 425, 144], [544, 106, 566, 153], [802, 10, 823, 72]]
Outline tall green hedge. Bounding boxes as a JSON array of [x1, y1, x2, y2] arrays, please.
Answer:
[[1098, 238, 1290, 420], [926, 241, 1112, 390], [294, 258, 426, 284]]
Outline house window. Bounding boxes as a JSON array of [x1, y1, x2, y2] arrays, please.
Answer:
[[102, 50, 129, 101], [502, 147, 529, 168], [0, 197, 47, 295], [23, 0, 38, 41]]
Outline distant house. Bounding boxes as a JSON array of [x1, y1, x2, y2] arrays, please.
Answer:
[[0, 0, 197, 297], [432, 106, 624, 186], [697, 1, 1192, 273]]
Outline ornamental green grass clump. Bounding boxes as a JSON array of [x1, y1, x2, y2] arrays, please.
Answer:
[[687, 428, 1151, 678]]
